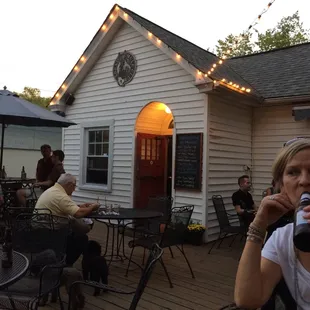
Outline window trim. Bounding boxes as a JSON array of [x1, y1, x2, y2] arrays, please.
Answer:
[[79, 120, 114, 192]]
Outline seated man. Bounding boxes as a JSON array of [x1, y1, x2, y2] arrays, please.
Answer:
[[231, 175, 257, 230], [35, 173, 99, 266], [34, 149, 65, 190], [17, 144, 53, 207]]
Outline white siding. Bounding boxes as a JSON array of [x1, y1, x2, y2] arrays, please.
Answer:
[[63, 23, 206, 222], [207, 96, 252, 240], [252, 104, 310, 202]]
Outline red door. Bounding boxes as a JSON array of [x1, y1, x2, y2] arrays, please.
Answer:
[[135, 133, 166, 209]]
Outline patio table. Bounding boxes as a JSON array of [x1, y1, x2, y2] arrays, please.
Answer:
[[86, 208, 163, 265], [0, 249, 29, 290]]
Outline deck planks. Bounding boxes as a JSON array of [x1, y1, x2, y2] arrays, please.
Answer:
[[39, 223, 242, 310]]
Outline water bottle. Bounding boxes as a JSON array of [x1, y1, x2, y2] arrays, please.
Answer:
[[293, 192, 310, 252]]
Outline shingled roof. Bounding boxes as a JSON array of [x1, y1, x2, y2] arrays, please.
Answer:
[[122, 6, 310, 100], [121, 7, 257, 95], [228, 43, 310, 99]]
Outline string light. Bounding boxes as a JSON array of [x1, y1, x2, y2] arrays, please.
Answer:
[[55, 93, 60, 98], [80, 56, 86, 62], [148, 32, 152, 37], [176, 53, 181, 60], [199, 0, 276, 93], [157, 38, 161, 44], [74, 66, 79, 71], [101, 24, 106, 31], [109, 14, 114, 20], [124, 12, 128, 18], [61, 84, 66, 90]]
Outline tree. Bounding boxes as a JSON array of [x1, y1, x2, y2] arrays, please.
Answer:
[[257, 11, 310, 52], [17, 87, 51, 109], [216, 11, 309, 57], [216, 33, 254, 57]]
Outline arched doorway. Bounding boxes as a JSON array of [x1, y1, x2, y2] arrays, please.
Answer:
[[134, 102, 174, 209]]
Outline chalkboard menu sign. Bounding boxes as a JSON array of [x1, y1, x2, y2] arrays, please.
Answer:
[[174, 133, 203, 191]]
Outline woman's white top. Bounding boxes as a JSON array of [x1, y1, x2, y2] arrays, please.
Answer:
[[262, 223, 310, 309]]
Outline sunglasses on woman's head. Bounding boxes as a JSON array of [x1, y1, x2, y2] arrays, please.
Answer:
[[283, 137, 310, 147]]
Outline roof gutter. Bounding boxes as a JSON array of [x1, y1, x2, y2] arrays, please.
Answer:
[[264, 95, 310, 104]]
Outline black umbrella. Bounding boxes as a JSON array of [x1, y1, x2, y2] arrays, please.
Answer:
[[0, 87, 76, 169]]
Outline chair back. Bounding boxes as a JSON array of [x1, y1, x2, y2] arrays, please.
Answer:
[[12, 212, 70, 260], [212, 195, 231, 229], [1, 181, 22, 209], [67, 244, 163, 310], [129, 243, 163, 309], [161, 205, 194, 246], [140, 196, 173, 234], [262, 190, 267, 198]]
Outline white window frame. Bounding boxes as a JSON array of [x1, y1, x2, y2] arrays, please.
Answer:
[[79, 120, 114, 192]]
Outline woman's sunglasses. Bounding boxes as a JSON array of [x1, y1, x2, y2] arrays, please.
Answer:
[[283, 137, 310, 147]]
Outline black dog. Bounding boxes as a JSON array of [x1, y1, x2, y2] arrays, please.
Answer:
[[82, 240, 109, 296]]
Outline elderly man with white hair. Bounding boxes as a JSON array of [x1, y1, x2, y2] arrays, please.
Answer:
[[35, 173, 99, 266]]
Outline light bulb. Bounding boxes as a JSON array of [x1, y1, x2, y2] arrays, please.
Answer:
[[148, 32, 152, 37], [219, 60, 223, 64], [81, 56, 85, 62], [213, 64, 217, 68], [56, 93, 59, 98], [102, 25, 106, 31], [61, 84, 66, 89], [176, 54, 181, 60], [74, 66, 79, 71], [246, 89, 251, 93], [157, 38, 161, 44], [165, 106, 171, 114], [110, 14, 114, 20]]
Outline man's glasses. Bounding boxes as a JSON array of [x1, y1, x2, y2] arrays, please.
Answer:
[[283, 137, 310, 147]]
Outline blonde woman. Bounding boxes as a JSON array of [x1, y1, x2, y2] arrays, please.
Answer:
[[235, 139, 310, 309]]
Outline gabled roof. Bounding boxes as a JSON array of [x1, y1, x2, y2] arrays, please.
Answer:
[[50, 4, 310, 106], [121, 7, 257, 95], [228, 42, 310, 100]]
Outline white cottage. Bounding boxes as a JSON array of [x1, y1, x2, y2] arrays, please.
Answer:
[[50, 4, 310, 241]]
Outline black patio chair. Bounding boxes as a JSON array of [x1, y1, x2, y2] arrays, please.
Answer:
[[0, 213, 70, 309], [126, 205, 195, 288], [208, 195, 245, 254], [68, 243, 164, 310], [119, 196, 174, 260]]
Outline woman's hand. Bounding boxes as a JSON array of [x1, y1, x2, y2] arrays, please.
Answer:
[[254, 193, 295, 229]]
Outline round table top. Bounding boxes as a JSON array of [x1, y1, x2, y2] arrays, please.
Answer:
[[0, 249, 29, 290], [87, 207, 163, 220]]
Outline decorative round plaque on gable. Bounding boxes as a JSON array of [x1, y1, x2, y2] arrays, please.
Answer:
[[113, 50, 137, 87]]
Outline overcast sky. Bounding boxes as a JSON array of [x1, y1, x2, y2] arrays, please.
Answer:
[[1, 0, 309, 97]]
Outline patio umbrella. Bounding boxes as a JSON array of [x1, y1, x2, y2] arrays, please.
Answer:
[[0, 87, 76, 169]]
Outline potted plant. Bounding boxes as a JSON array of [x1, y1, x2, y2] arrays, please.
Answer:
[[184, 221, 206, 246]]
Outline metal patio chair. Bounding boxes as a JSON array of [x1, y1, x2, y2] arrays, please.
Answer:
[[208, 195, 245, 254], [68, 243, 163, 310], [126, 205, 195, 288]]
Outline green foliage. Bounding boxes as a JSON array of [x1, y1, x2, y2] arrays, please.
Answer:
[[17, 87, 51, 109], [216, 11, 310, 57], [216, 33, 254, 57], [256, 12, 310, 52]]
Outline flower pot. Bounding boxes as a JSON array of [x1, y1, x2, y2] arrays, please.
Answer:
[[184, 229, 205, 246]]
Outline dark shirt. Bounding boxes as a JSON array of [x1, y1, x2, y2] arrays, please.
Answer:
[[48, 162, 65, 185], [36, 157, 53, 182], [232, 189, 254, 211]]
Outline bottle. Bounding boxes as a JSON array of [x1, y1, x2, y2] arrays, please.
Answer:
[[21, 166, 27, 180], [293, 192, 310, 252], [2, 228, 13, 268], [1, 166, 6, 179]]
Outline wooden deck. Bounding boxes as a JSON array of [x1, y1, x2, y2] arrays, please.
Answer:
[[41, 224, 243, 310]]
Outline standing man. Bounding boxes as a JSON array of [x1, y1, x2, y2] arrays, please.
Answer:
[[232, 175, 257, 230], [17, 144, 53, 206]]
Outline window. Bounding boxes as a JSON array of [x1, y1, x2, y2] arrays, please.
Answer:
[[80, 121, 114, 191]]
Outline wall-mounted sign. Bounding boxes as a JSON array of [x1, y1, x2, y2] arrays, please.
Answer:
[[174, 133, 203, 191], [113, 50, 137, 87]]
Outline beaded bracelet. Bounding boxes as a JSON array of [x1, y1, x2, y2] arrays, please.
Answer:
[[248, 223, 266, 239], [246, 234, 264, 244]]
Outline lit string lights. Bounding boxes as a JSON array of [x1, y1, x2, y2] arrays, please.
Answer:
[[50, 1, 276, 105], [203, 0, 276, 93]]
